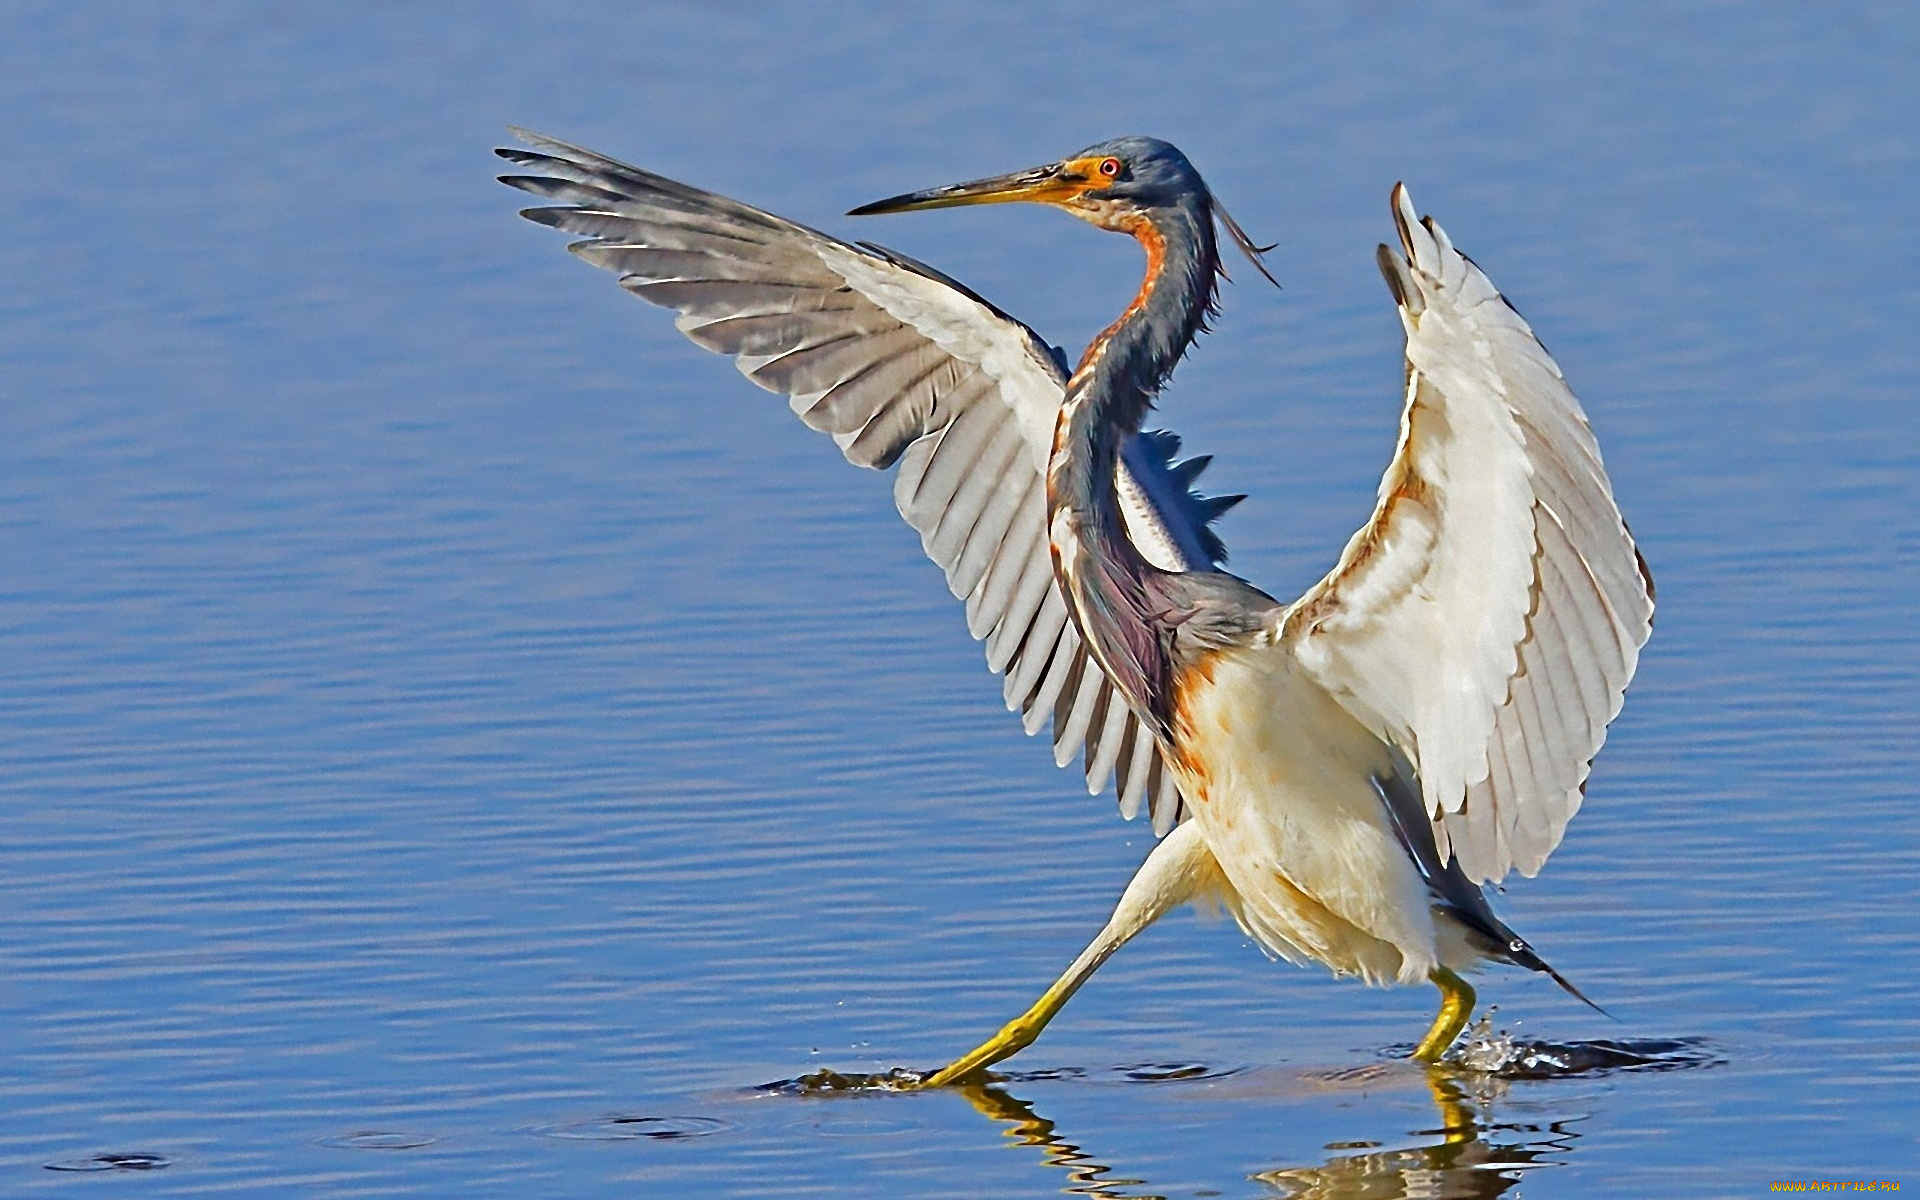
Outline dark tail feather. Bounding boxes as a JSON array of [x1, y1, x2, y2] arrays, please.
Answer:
[[1372, 771, 1610, 1018], [1546, 963, 1608, 1016], [1487, 925, 1610, 1017]]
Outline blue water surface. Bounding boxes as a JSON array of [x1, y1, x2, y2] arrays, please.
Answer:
[[2, 3, 1917, 1196]]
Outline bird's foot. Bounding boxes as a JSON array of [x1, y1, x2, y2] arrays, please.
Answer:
[[919, 1014, 1044, 1088], [1411, 965, 1477, 1063]]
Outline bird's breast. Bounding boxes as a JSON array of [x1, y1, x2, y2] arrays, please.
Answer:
[[1168, 645, 1438, 984], [1169, 646, 1394, 813]]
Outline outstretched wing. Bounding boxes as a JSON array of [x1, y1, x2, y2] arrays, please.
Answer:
[[498, 130, 1243, 833], [1280, 184, 1653, 883]]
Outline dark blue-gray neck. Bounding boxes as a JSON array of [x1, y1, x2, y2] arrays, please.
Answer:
[[1045, 196, 1219, 738], [1050, 196, 1218, 556]]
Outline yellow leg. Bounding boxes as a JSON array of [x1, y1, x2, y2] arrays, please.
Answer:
[[1411, 965, 1476, 1063], [920, 821, 1217, 1088], [922, 943, 1111, 1087]]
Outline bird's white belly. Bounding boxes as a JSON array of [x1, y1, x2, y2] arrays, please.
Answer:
[[1170, 645, 1438, 985]]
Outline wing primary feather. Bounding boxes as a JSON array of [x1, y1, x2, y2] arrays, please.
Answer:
[[1149, 768, 1183, 836], [931, 418, 1029, 596], [1023, 612, 1082, 735], [983, 506, 1059, 675], [1012, 596, 1074, 726], [970, 487, 1045, 645], [1117, 713, 1156, 820], [987, 525, 1056, 677], [1052, 653, 1102, 769], [1376, 243, 1421, 315], [1085, 685, 1131, 796]]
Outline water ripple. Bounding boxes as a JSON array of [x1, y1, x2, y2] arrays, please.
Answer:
[[314, 1130, 439, 1150], [43, 1152, 173, 1172], [521, 1114, 736, 1142]]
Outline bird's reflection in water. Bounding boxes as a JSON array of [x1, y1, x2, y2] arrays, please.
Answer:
[[1247, 1070, 1577, 1199], [954, 1067, 1578, 1200]]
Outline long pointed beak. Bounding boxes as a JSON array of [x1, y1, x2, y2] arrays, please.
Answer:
[[848, 161, 1089, 216]]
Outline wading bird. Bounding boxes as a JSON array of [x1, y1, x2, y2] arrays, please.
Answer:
[[497, 130, 1652, 1082]]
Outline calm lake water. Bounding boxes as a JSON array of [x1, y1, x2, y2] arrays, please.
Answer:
[[3, 2, 1917, 1195]]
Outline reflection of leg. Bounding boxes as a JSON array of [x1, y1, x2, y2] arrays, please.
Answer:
[[1411, 965, 1476, 1063], [958, 1083, 1145, 1199], [922, 821, 1218, 1088], [1422, 1069, 1477, 1146]]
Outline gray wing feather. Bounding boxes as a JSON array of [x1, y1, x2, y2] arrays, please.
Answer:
[[1116, 715, 1156, 820], [1086, 690, 1132, 797], [1006, 590, 1074, 725], [501, 130, 1239, 831]]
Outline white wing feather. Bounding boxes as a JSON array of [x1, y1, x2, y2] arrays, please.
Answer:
[[1281, 185, 1653, 883]]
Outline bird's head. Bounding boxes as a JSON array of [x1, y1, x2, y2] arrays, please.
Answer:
[[850, 137, 1277, 285], [850, 137, 1199, 226]]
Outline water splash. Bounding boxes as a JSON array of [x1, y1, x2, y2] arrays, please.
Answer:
[[1445, 1011, 1722, 1079], [764, 1060, 1250, 1094], [760, 1067, 929, 1095], [1451, 1011, 1526, 1073]]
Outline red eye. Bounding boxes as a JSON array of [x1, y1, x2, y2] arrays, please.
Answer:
[[1099, 157, 1122, 178]]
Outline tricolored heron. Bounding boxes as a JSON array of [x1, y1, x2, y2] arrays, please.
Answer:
[[497, 131, 1653, 1083]]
